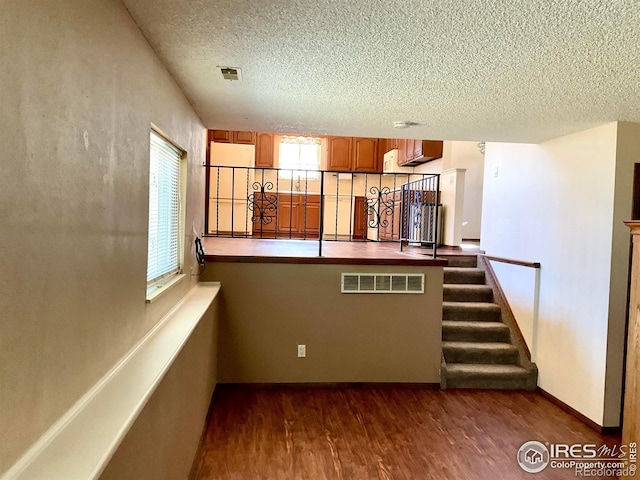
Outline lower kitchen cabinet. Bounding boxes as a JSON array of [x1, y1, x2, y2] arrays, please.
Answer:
[[352, 196, 367, 240], [378, 190, 403, 241], [252, 193, 321, 238]]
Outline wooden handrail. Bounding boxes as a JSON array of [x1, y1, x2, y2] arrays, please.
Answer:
[[483, 255, 541, 269]]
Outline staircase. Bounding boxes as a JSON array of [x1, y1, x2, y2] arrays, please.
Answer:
[[440, 255, 537, 390]]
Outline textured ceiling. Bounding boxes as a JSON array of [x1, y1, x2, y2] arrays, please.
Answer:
[[122, 0, 640, 143]]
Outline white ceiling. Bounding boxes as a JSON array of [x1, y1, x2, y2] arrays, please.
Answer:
[[122, 0, 640, 143]]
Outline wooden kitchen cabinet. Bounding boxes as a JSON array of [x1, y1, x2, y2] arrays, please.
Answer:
[[352, 196, 367, 240], [327, 136, 353, 171], [328, 136, 381, 173], [397, 138, 407, 165], [277, 194, 301, 234], [233, 131, 256, 145], [378, 190, 403, 241], [253, 193, 321, 238], [428, 141, 444, 160], [250, 192, 278, 237], [301, 196, 321, 236], [398, 139, 443, 166], [209, 130, 256, 145], [211, 130, 233, 143], [255, 132, 274, 168], [352, 137, 380, 172], [376, 138, 388, 173], [386, 138, 399, 151]]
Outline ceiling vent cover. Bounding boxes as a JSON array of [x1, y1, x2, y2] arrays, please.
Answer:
[[219, 66, 242, 81], [341, 273, 424, 294]]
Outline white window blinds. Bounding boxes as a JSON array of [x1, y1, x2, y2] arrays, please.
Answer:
[[147, 130, 182, 284]]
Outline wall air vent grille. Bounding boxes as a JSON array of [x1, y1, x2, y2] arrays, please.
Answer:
[[219, 66, 242, 81], [341, 273, 424, 294]]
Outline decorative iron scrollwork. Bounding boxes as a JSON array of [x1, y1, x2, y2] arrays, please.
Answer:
[[366, 186, 395, 228], [248, 181, 278, 225]]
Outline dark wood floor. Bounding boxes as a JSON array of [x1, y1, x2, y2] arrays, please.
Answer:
[[192, 386, 621, 480]]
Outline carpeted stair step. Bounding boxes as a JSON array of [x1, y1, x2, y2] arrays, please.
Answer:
[[443, 302, 502, 322], [443, 267, 486, 284], [443, 363, 533, 390], [443, 341, 519, 364], [443, 284, 493, 302], [442, 321, 511, 342], [441, 255, 478, 268]]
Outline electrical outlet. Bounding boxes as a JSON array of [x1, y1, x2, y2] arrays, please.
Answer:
[[297, 344, 306, 358]]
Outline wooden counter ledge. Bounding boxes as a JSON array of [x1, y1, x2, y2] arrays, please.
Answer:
[[202, 238, 448, 266]]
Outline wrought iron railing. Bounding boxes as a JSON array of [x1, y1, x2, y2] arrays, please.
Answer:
[[204, 166, 440, 256], [400, 175, 441, 257]]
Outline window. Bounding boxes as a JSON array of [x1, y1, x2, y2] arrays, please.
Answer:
[[278, 136, 322, 179], [147, 129, 184, 291]]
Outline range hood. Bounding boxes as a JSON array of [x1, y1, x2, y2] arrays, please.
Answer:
[[383, 149, 414, 174]]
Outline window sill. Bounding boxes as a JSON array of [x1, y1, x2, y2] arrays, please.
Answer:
[[146, 274, 186, 304], [2, 283, 221, 480]]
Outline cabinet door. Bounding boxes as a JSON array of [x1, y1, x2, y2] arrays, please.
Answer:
[[412, 139, 423, 159], [211, 130, 232, 143], [397, 139, 407, 165], [251, 193, 277, 237], [402, 139, 416, 165], [233, 131, 256, 145], [352, 137, 379, 172], [327, 136, 353, 171], [255, 132, 274, 168], [352, 196, 367, 239], [376, 138, 387, 173], [278, 200, 300, 237], [300, 195, 321, 237]]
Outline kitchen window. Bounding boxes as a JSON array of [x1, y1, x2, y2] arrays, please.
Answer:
[[146, 128, 185, 295], [278, 136, 322, 180]]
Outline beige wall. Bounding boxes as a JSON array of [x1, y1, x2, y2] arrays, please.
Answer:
[[100, 300, 218, 480], [0, 0, 205, 473], [203, 263, 443, 383], [482, 123, 626, 426]]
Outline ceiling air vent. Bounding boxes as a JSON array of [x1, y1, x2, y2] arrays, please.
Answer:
[[219, 66, 242, 81], [341, 273, 424, 294]]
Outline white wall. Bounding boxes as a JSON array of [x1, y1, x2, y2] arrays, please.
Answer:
[[0, 0, 206, 474], [440, 169, 466, 246], [415, 141, 484, 243], [449, 142, 485, 239], [481, 122, 629, 426]]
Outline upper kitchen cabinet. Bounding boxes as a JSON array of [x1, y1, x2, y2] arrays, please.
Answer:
[[233, 131, 256, 144], [352, 137, 380, 172], [398, 139, 443, 166], [210, 130, 256, 145], [376, 138, 387, 173], [386, 138, 399, 151], [327, 136, 381, 173], [327, 136, 353, 171], [255, 132, 274, 168], [211, 130, 233, 143]]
